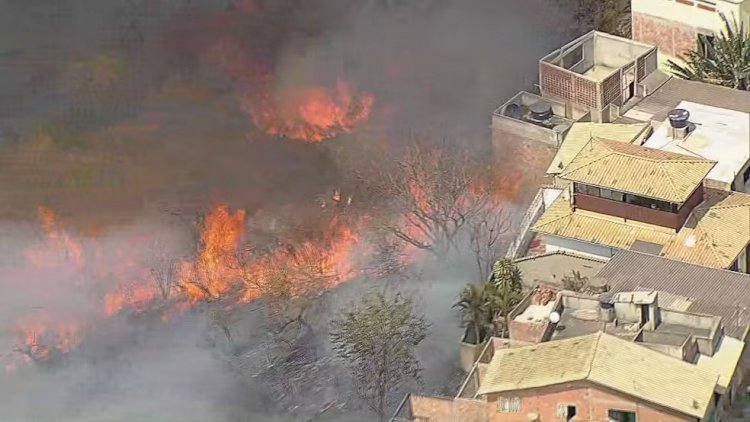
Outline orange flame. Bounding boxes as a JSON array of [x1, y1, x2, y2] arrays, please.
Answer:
[[178, 203, 246, 302], [12, 314, 83, 363], [245, 80, 374, 142], [25, 206, 83, 269]]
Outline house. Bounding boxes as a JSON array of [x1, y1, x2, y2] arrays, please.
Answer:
[[531, 138, 750, 272], [594, 250, 750, 338], [538, 31, 658, 123], [393, 331, 724, 422], [631, 0, 750, 62], [394, 286, 748, 422], [545, 121, 651, 176]]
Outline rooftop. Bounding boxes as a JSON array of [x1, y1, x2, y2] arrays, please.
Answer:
[[559, 138, 716, 203], [696, 336, 746, 392], [514, 251, 607, 289], [532, 188, 750, 269], [477, 332, 718, 419], [540, 31, 655, 80], [546, 122, 651, 175], [595, 250, 750, 337], [624, 75, 750, 122], [643, 101, 750, 187]]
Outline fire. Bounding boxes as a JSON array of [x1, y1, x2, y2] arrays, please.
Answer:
[[207, 38, 373, 142], [12, 313, 83, 363], [244, 80, 374, 142], [103, 279, 158, 316], [239, 220, 362, 302], [178, 203, 246, 302], [25, 206, 83, 269]]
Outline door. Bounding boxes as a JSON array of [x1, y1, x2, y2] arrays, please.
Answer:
[[622, 68, 636, 102], [641, 304, 650, 325]]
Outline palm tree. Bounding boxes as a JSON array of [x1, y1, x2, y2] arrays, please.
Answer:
[[489, 259, 524, 337], [492, 258, 523, 291], [454, 284, 490, 344], [668, 13, 750, 90]]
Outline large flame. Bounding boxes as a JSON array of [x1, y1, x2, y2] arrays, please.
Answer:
[[244, 80, 374, 143], [178, 203, 246, 302], [208, 38, 374, 143]]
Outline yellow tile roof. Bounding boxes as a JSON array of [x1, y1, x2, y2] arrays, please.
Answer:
[[477, 332, 718, 419], [559, 138, 716, 203], [696, 336, 745, 392], [547, 122, 650, 175], [532, 189, 750, 269]]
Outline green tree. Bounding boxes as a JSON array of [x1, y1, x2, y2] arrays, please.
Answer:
[[492, 258, 523, 291], [668, 14, 750, 90], [330, 293, 428, 421], [453, 283, 491, 345]]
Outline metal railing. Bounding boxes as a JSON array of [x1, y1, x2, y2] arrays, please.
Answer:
[[505, 188, 546, 259]]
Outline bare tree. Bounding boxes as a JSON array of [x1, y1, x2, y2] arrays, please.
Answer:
[[368, 140, 495, 258], [148, 242, 180, 302], [468, 204, 512, 282], [331, 292, 428, 421]]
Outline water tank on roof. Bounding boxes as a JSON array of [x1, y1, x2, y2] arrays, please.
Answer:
[[529, 102, 553, 122], [668, 108, 690, 129], [504, 103, 523, 119]]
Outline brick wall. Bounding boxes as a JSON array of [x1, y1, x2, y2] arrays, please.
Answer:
[[632, 12, 701, 58], [484, 381, 696, 422]]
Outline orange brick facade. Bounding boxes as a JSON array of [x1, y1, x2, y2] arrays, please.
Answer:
[[484, 381, 705, 422], [632, 12, 704, 59]]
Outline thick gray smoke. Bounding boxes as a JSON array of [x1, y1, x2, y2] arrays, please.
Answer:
[[0, 1, 572, 420]]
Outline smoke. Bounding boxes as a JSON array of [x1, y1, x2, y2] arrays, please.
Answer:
[[0, 0, 573, 420]]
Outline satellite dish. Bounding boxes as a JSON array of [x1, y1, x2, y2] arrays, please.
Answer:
[[549, 311, 561, 324]]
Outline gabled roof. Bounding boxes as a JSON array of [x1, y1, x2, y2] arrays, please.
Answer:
[[477, 332, 718, 419], [559, 138, 716, 203], [532, 188, 750, 269], [547, 122, 650, 175], [596, 250, 750, 338]]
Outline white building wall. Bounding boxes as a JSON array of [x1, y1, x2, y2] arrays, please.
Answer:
[[632, 0, 747, 33], [543, 235, 617, 260]]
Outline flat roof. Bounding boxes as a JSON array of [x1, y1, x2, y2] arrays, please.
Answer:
[[625, 76, 750, 122], [514, 251, 607, 289], [643, 101, 750, 186], [696, 336, 745, 391]]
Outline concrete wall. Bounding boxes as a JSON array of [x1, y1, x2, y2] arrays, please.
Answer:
[[594, 35, 651, 69], [543, 235, 616, 260], [484, 381, 698, 422], [640, 341, 685, 360], [491, 115, 561, 147]]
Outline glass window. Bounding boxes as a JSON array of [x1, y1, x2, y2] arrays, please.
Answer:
[[498, 397, 521, 413], [574, 183, 585, 194], [600, 188, 612, 200], [586, 186, 600, 197], [611, 191, 624, 202], [608, 409, 636, 422]]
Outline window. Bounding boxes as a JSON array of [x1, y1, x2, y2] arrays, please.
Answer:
[[585, 185, 600, 197], [608, 409, 636, 422], [611, 191, 624, 202], [498, 397, 521, 413], [600, 188, 613, 200], [574, 183, 585, 194], [556, 404, 577, 420]]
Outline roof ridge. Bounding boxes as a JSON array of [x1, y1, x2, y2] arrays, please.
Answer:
[[559, 138, 615, 177], [657, 160, 682, 202], [584, 331, 603, 382]]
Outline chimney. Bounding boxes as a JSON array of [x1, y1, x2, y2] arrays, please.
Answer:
[[667, 109, 691, 140]]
